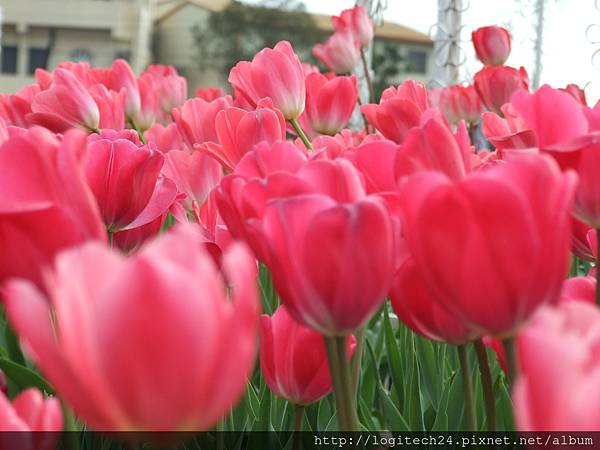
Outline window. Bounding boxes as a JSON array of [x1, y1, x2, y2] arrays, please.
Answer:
[[1, 46, 18, 74], [406, 49, 427, 74], [28, 48, 49, 75]]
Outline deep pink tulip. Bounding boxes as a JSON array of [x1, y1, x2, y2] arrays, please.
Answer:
[[559, 276, 596, 304], [110, 59, 141, 120], [390, 257, 476, 344], [196, 87, 226, 102], [299, 73, 358, 137], [88, 84, 126, 131], [481, 104, 536, 151], [255, 194, 395, 336], [85, 131, 177, 232], [472, 26, 511, 66], [134, 73, 159, 131], [433, 85, 483, 124], [0, 128, 106, 288], [474, 65, 529, 114], [560, 83, 587, 106], [4, 225, 260, 431], [229, 41, 306, 120], [400, 154, 576, 336], [28, 68, 100, 132], [572, 218, 596, 262], [260, 306, 356, 405], [514, 302, 600, 430], [313, 30, 362, 75], [172, 96, 233, 150], [361, 80, 430, 143], [145, 122, 185, 153], [198, 100, 286, 170], [0, 84, 40, 128], [331, 5, 374, 48], [144, 64, 188, 118]]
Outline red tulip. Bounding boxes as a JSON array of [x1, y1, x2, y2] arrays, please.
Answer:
[[514, 301, 600, 430], [312, 30, 362, 75], [0, 128, 105, 288], [260, 305, 356, 405], [361, 80, 430, 143], [198, 100, 287, 170], [571, 218, 596, 262], [474, 66, 529, 114], [28, 68, 100, 132], [84, 131, 177, 232], [299, 73, 358, 137], [400, 154, 576, 336], [331, 5, 374, 48], [472, 26, 511, 66], [433, 85, 483, 124], [172, 96, 233, 150], [390, 257, 476, 344], [4, 225, 260, 431], [559, 276, 596, 304], [229, 41, 306, 120], [196, 87, 226, 102], [255, 194, 395, 336]]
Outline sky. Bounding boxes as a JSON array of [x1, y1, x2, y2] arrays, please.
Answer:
[[243, 0, 600, 103]]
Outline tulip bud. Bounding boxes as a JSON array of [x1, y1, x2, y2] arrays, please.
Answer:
[[312, 30, 361, 75], [472, 26, 511, 66], [332, 5, 374, 48]]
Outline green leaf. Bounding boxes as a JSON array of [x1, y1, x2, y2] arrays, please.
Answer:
[[0, 357, 53, 394], [416, 336, 441, 407], [382, 304, 404, 407], [406, 334, 424, 431]]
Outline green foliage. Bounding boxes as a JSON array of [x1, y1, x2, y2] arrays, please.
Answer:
[[372, 40, 408, 99]]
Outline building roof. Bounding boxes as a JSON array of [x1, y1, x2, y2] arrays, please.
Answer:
[[154, 0, 432, 46]]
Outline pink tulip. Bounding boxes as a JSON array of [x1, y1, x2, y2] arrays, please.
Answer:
[[331, 5, 374, 48], [561, 83, 587, 106], [144, 64, 188, 117], [361, 80, 430, 143], [514, 302, 600, 430], [299, 73, 358, 137], [481, 104, 536, 151], [229, 41, 306, 120], [559, 276, 596, 304], [433, 85, 483, 124], [0, 128, 105, 288], [198, 100, 286, 170], [260, 305, 356, 405], [84, 131, 177, 232], [172, 96, 233, 150], [472, 26, 511, 66], [134, 72, 159, 131], [88, 84, 126, 131], [313, 30, 361, 75], [196, 87, 226, 102], [0, 84, 40, 128], [4, 225, 260, 431], [145, 122, 185, 153], [28, 68, 100, 132], [399, 154, 576, 336], [474, 65, 529, 114], [571, 218, 596, 262], [110, 59, 141, 120]]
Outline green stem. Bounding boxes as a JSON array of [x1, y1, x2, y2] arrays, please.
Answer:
[[596, 228, 600, 305], [324, 336, 359, 431], [457, 345, 476, 431], [570, 254, 580, 277], [62, 401, 80, 450], [107, 231, 114, 248], [474, 339, 496, 432], [130, 119, 147, 145], [502, 336, 518, 384], [351, 326, 366, 397], [360, 47, 375, 104], [89, 127, 100, 134], [292, 404, 304, 450], [289, 117, 312, 150]]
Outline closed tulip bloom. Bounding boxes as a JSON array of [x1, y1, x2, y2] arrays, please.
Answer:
[[472, 26, 511, 66], [172, 96, 233, 150], [0, 128, 105, 288], [559, 276, 596, 304], [361, 80, 430, 143], [300, 73, 358, 137], [196, 87, 226, 102], [144, 64, 188, 117], [312, 30, 361, 75], [474, 66, 529, 114], [434, 85, 483, 124], [4, 225, 260, 431], [514, 302, 600, 430], [390, 258, 477, 344], [28, 68, 100, 132], [256, 194, 395, 336], [0, 84, 40, 128], [110, 59, 141, 120], [260, 306, 356, 405], [85, 131, 177, 232], [331, 5, 374, 48], [400, 154, 576, 336], [229, 41, 306, 120], [88, 84, 126, 131]]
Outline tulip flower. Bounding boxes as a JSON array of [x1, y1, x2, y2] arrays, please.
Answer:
[[198, 100, 287, 170], [145, 122, 185, 153], [0, 128, 106, 289], [144, 64, 188, 118], [559, 276, 596, 304], [514, 301, 600, 430], [134, 73, 159, 131], [110, 59, 141, 121], [571, 218, 596, 262], [331, 5, 374, 48], [28, 68, 100, 132], [560, 83, 587, 106], [172, 96, 233, 150], [399, 154, 576, 336], [196, 87, 226, 102], [4, 225, 260, 431], [361, 80, 430, 143], [255, 194, 395, 336], [298, 73, 358, 137], [0, 388, 62, 450], [0, 84, 40, 128], [312, 30, 362, 75], [229, 41, 306, 120], [88, 84, 126, 131], [84, 131, 178, 232], [472, 26, 511, 66], [433, 85, 483, 124], [481, 104, 536, 151], [473, 65, 529, 114], [260, 305, 356, 405]]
